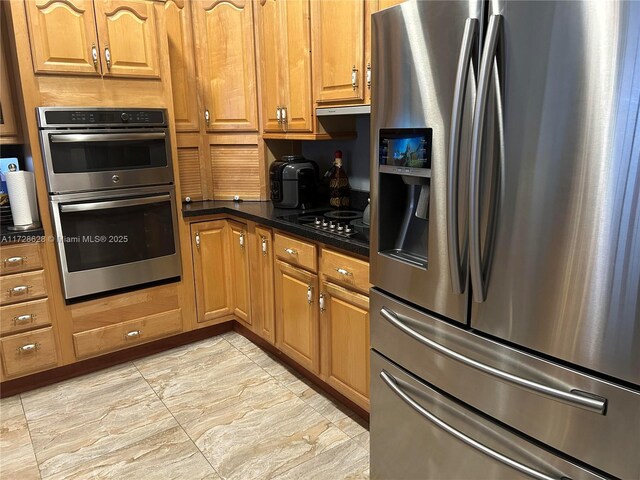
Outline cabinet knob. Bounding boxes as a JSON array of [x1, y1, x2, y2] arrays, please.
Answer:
[[125, 330, 141, 340], [284, 247, 298, 256], [91, 44, 99, 70], [352, 65, 359, 90], [104, 45, 111, 70], [366, 63, 371, 89], [4, 256, 26, 266], [336, 267, 352, 277]]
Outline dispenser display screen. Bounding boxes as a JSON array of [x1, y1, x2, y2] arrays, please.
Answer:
[[379, 129, 432, 174]]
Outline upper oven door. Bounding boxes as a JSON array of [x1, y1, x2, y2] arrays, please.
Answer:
[[40, 128, 173, 193], [50, 186, 181, 300]]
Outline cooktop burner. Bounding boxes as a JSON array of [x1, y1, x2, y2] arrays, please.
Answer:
[[278, 209, 369, 244]]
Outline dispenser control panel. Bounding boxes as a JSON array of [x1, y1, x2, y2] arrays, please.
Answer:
[[379, 128, 432, 176]]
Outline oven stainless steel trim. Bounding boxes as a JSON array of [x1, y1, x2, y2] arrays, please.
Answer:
[[40, 127, 173, 194], [49, 132, 166, 143], [59, 194, 171, 213], [36, 106, 167, 128], [50, 185, 181, 300]]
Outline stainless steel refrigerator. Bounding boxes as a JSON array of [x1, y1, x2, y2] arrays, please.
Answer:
[[369, 1, 640, 479]]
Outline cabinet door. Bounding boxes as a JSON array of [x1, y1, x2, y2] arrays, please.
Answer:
[[275, 260, 319, 373], [193, 0, 258, 132], [24, 0, 101, 75], [229, 221, 251, 325], [311, 0, 365, 104], [0, 24, 20, 141], [281, 0, 313, 132], [255, 0, 283, 133], [320, 282, 370, 410], [165, 0, 200, 131], [192, 220, 233, 323], [252, 226, 275, 343], [94, 0, 161, 78]]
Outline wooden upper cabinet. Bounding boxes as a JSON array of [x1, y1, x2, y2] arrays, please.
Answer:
[[281, 0, 312, 132], [255, 0, 283, 133], [165, 0, 200, 131], [191, 220, 233, 324], [24, 0, 101, 75], [0, 24, 20, 142], [193, 0, 258, 132], [311, 0, 365, 105], [229, 221, 251, 326], [94, 0, 161, 78]]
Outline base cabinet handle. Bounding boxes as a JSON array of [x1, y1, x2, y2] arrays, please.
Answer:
[[319, 293, 326, 312], [284, 247, 298, 256], [307, 286, 313, 304], [4, 256, 26, 266], [125, 330, 142, 340], [336, 267, 352, 277], [8, 285, 32, 296], [17, 343, 39, 354], [261, 236, 268, 255], [13, 314, 36, 325]]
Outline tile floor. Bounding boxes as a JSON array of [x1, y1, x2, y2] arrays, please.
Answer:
[[0, 332, 370, 479]]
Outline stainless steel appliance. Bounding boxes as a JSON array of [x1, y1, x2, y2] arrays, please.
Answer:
[[370, 2, 640, 479], [38, 108, 181, 300], [277, 208, 369, 245], [269, 155, 319, 209]]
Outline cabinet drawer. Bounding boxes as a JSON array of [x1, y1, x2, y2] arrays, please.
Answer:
[[0, 243, 43, 276], [73, 308, 183, 359], [321, 249, 370, 293], [1, 327, 58, 378], [0, 270, 47, 305], [274, 232, 317, 272], [0, 299, 51, 335]]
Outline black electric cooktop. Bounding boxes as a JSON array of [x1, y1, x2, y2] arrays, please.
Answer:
[[278, 209, 370, 245]]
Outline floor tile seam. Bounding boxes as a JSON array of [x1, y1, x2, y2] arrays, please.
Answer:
[[131, 360, 222, 478], [17, 394, 43, 480]]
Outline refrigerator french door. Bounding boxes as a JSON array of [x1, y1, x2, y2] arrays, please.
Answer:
[[370, 1, 640, 479]]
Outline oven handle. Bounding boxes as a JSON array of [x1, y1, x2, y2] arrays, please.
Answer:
[[60, 194, 171, 212], [49, 132, 166, 143]]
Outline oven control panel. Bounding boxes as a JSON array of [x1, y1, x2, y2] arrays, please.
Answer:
[[38, 108, 166, 127]]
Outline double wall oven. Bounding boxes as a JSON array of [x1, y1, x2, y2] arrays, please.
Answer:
[[37, 107, 181, 300]]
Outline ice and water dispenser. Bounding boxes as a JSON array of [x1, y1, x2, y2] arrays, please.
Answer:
[[377, 128, 432, 269]]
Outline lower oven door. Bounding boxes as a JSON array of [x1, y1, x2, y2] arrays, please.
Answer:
[[371, 351, 607, 480], [50, 185, 181, 300]]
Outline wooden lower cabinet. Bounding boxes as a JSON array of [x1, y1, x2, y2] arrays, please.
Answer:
[[1, 327, 58, 379], [191, 220, 233, 324], [275, 260, 320, 373], [229, 221, 251, 326], [320, 282, 370, 410], [251, 225, 276, 344]]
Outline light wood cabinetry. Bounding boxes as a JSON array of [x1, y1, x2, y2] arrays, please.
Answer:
[[1, 299, 51, 336], [192, 0, 258, 132], [250, 225, 275, 344], [191, 220, 234, 324], [164, 0, 200, 132], [320, 282, 370, 410], [24, 0, 161, 78], [1, 327, 58, 378], [275, 259, 319, 373], [1, 270, 47, 306], [311, 0, 365, 105], [274, 232, 317, 272], [0, 243, 43, 276], [0, 16, 21, 143], [320, 249, 370, 294], [229, 221, 252, 326], [256, 0, 313, 133]]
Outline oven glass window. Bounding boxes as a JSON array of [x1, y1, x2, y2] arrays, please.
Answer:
[[48, 135, 168, 173], [60, 198, 175, 272]]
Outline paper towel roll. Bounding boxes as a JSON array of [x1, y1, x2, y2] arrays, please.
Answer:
[[6, 171, 39, 226]]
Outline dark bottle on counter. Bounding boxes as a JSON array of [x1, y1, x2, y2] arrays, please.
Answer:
[[328, 150, 351, 208]]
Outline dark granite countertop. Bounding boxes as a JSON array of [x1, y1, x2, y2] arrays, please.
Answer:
[[0, 225, 46, 245], [182, 200, 369, 258]]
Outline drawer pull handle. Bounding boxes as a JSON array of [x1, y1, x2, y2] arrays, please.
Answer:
[[380, 307, 607, 415], [8, 285, 32, 296], [261, 236, 268, 255], [319, 293, 326, 312], [17, 343, 39, 354], [13, 314, 36, 325], [239, 232, 245, 249], [284, 248, 298, 256], [4, 256, 26, 266], [336, 267, 352, 277], [380, 371, 567, 480], [307, 285, 313, 304], [125, 330, 142, 340], [104, 45, 111, 69]]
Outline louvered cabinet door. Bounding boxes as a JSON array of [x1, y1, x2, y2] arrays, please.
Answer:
[[193, 0, 258, 131], [24, 0, 101, 75], [94, 0, 161, 78]]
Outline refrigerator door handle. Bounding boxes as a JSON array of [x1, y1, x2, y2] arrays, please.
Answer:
[[380, 307, 607, 414], [469, 14, 502, 303], [447, 17, 478, 294], [380, 370, 568, 480]]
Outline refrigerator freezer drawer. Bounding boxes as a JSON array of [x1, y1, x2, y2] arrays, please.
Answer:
[[371, 289, 640, 480], [371, 351, 606, 480]]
